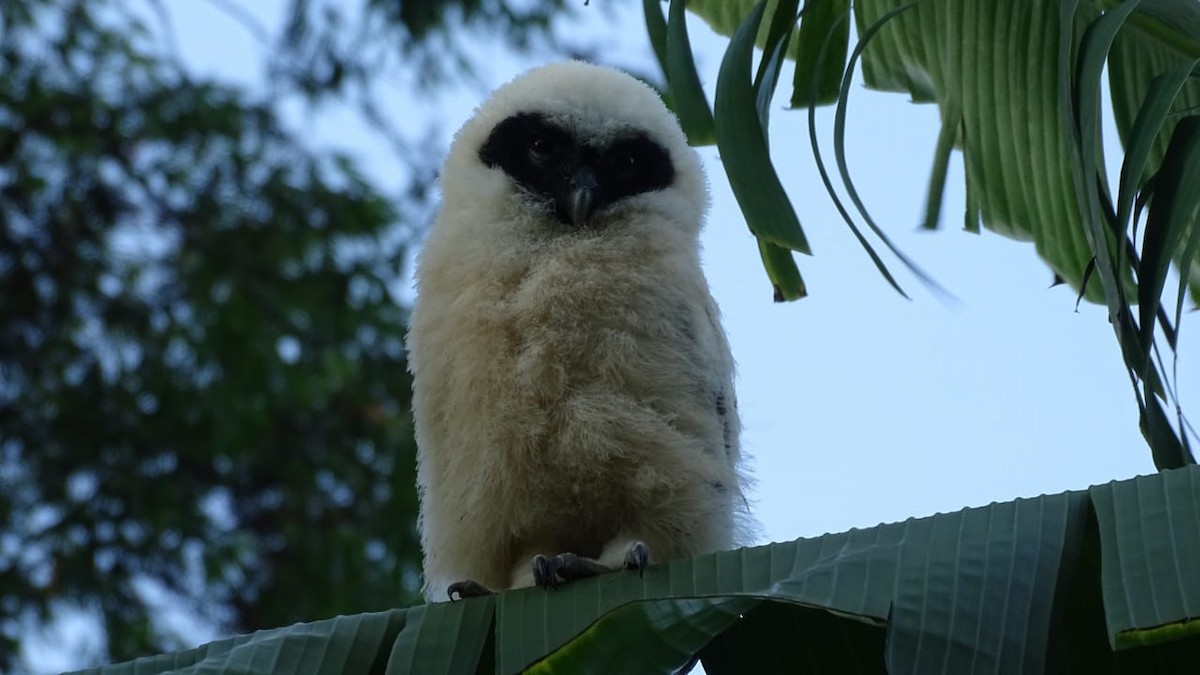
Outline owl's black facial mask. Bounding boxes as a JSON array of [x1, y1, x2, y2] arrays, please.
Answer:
[[479, 112, 675, 227]]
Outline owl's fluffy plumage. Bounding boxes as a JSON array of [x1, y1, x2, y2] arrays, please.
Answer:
[[408, 61, 747, 602]]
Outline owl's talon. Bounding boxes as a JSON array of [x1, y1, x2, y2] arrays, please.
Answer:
[[623, 540, 650, 576], [448, 579, 495, 601], [532, 554, 557, 589], [553, 552, 612, 581]]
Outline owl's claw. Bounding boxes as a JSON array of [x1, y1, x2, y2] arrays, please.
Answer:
[[448, 579, 495, 601], [623, 540, 650, 576], [532, 554, 557, 589], [553, 552, 614, 581]]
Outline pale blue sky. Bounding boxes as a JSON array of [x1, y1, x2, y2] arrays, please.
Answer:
[[27, 1, 1197, 670]]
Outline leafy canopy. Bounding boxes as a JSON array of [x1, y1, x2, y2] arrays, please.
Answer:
[[0, 0, 575, 669]]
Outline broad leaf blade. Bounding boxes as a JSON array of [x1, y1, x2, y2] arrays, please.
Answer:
[[1108, 24, 1200, 185], [1114, 63, 1197, 234], [494, 527, 903, 672], [1089, 467, 1200, 649], [494, 489, 1091, 672], [683, 0, 851, 108], [922, 100, 961, 231], [713, 0, 810, 300], [759, 238, 808, 301], [1120, 0, 1200, 59], [885, 493, 1089, 675], [667, 0, 717, 146], [1072, 0, 1150, 369], [1109, 20, 1200, 302], [644, 0, 670, 80], [686, 0, 761, 39], [792, 0, 851, 108], [1139, 116, 1200, 374], [1059, 1, 1191, 468], [702, 602, 886, 674], [72, 609, 410, 675], [1140, 389, 1196, 470], [387, 599, 494, 674], [684, 0, 1200, 307], [88, 469, 1200, 673], [754, 0, 801, 130], [855, 0, 1102, 300], [526, 596, 760, 674]]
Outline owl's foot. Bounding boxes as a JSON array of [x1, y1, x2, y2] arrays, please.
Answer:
[[448, 579, 495, 601], [532, 540, 652, 589], [532, 552, 607, 588]]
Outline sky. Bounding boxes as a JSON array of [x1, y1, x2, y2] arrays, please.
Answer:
[[25, 0, 1199, 671]]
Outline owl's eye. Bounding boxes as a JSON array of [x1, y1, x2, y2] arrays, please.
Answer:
[[528, 135, 559, 165], [611, 148, 639, 178]]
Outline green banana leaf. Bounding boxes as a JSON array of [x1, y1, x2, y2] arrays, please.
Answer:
[[673, 0, 1198, 468], [683, 0, 1200, 303], [75, 466, 1200, 674]]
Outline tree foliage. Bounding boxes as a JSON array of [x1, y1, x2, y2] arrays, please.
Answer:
[[0, 0, 574, 669]]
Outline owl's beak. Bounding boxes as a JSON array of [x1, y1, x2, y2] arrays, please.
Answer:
[[564, 166, 599, 227]]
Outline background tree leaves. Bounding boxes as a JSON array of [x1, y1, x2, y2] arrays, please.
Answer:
[[0, 0, 581, 669]]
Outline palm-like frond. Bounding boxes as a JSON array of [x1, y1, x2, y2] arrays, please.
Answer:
[[666, 0, 1199, 468]]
